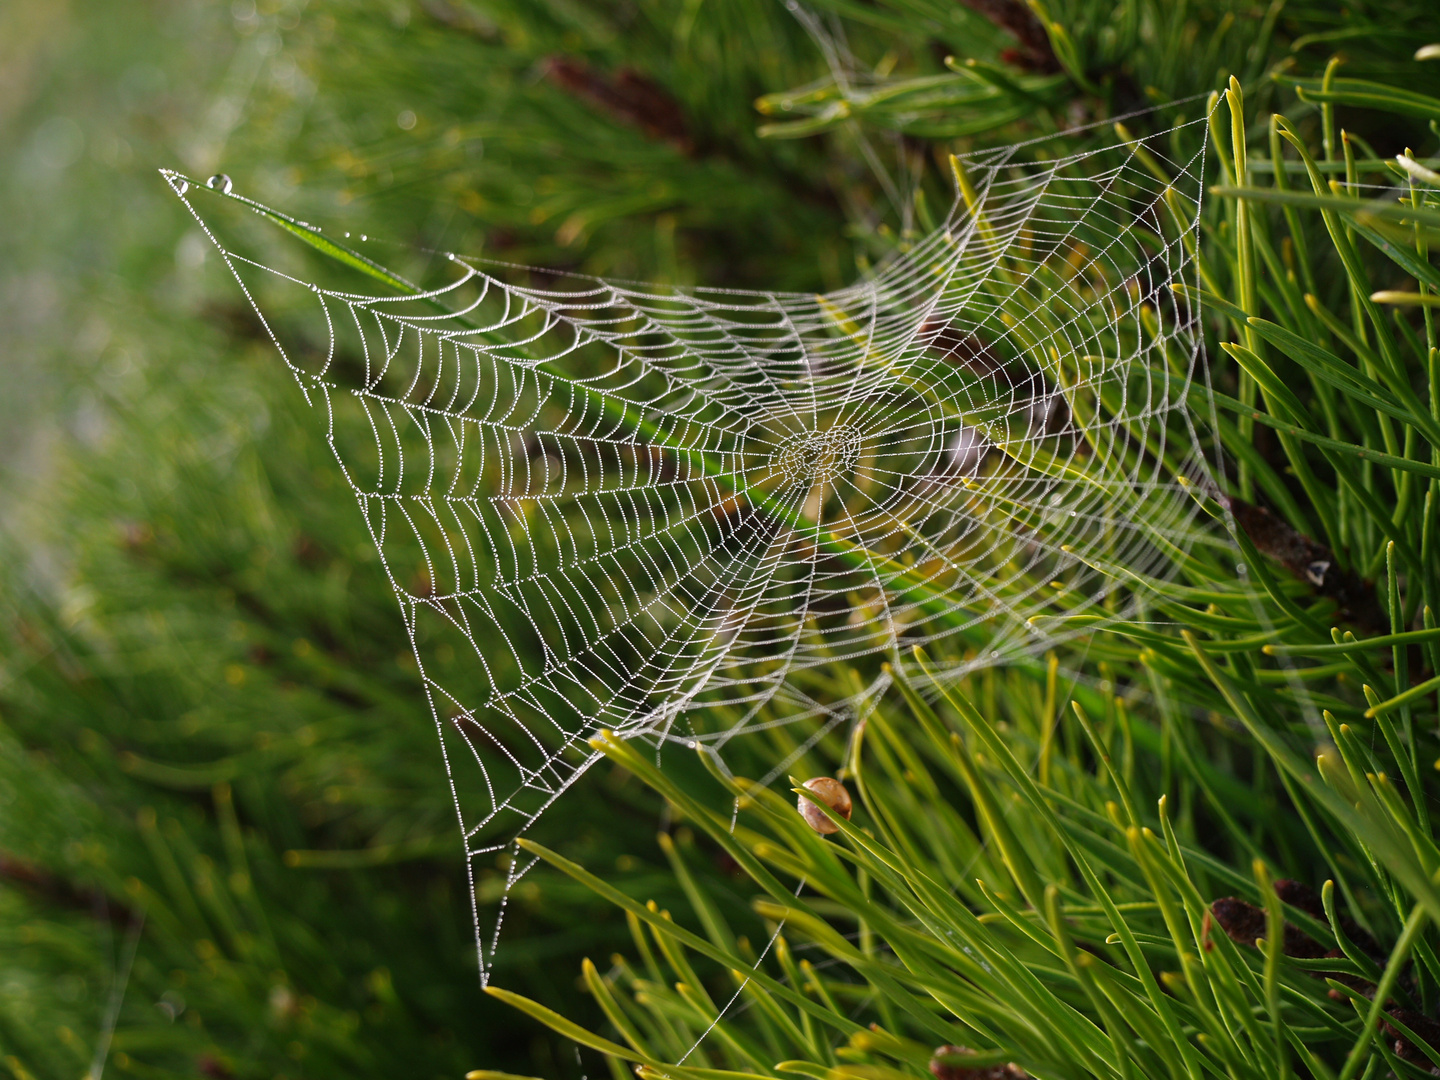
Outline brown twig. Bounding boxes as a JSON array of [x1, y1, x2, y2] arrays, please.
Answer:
[[954, 0, 1059, 74], [1223, 495, 1386, 632], [0, 853, 136, 927], [543, 57, 694, 155]]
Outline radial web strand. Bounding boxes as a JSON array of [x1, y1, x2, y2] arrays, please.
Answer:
[[167, 109, 1218, 978]]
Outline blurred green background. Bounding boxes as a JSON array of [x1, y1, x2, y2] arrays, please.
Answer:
[[0, 4, 878, 1076], [4, 1, 1439, 1078]]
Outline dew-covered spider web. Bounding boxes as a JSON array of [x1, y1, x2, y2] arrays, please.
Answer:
[[166, 105, 1221, 980]]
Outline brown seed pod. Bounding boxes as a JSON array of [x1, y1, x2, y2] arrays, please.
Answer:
[[929, 1045, 1029, 1080], [1210, 883, 1386, 1003], [1383, 1007, 1440, 1068], [1209, 895, 1329, 959], [797, 777, 852, 835], [1209, 896, 1268, 948]]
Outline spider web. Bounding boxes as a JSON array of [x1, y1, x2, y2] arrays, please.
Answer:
[[166, 108, 1217, 980]]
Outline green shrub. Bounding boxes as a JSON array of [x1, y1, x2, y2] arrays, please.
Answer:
[[3, 1, 1439, 1078]]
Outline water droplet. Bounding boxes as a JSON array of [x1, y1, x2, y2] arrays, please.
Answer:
[[344, 232, 351, 238], [360, 234, 367, 242], [1236, 562, 1248, 576], [171, 177, 189, 195], [207, 173, 233, 194]]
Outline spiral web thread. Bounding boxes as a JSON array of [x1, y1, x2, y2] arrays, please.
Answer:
[[167, 109, 1216, 981]]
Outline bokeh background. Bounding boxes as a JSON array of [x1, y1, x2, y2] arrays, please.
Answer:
[[0, 4, 899, 1075], [4, 2, 1439, 1078]]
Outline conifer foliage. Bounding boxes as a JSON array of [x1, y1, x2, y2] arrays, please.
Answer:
[[3, 1, 1440, 1078]]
